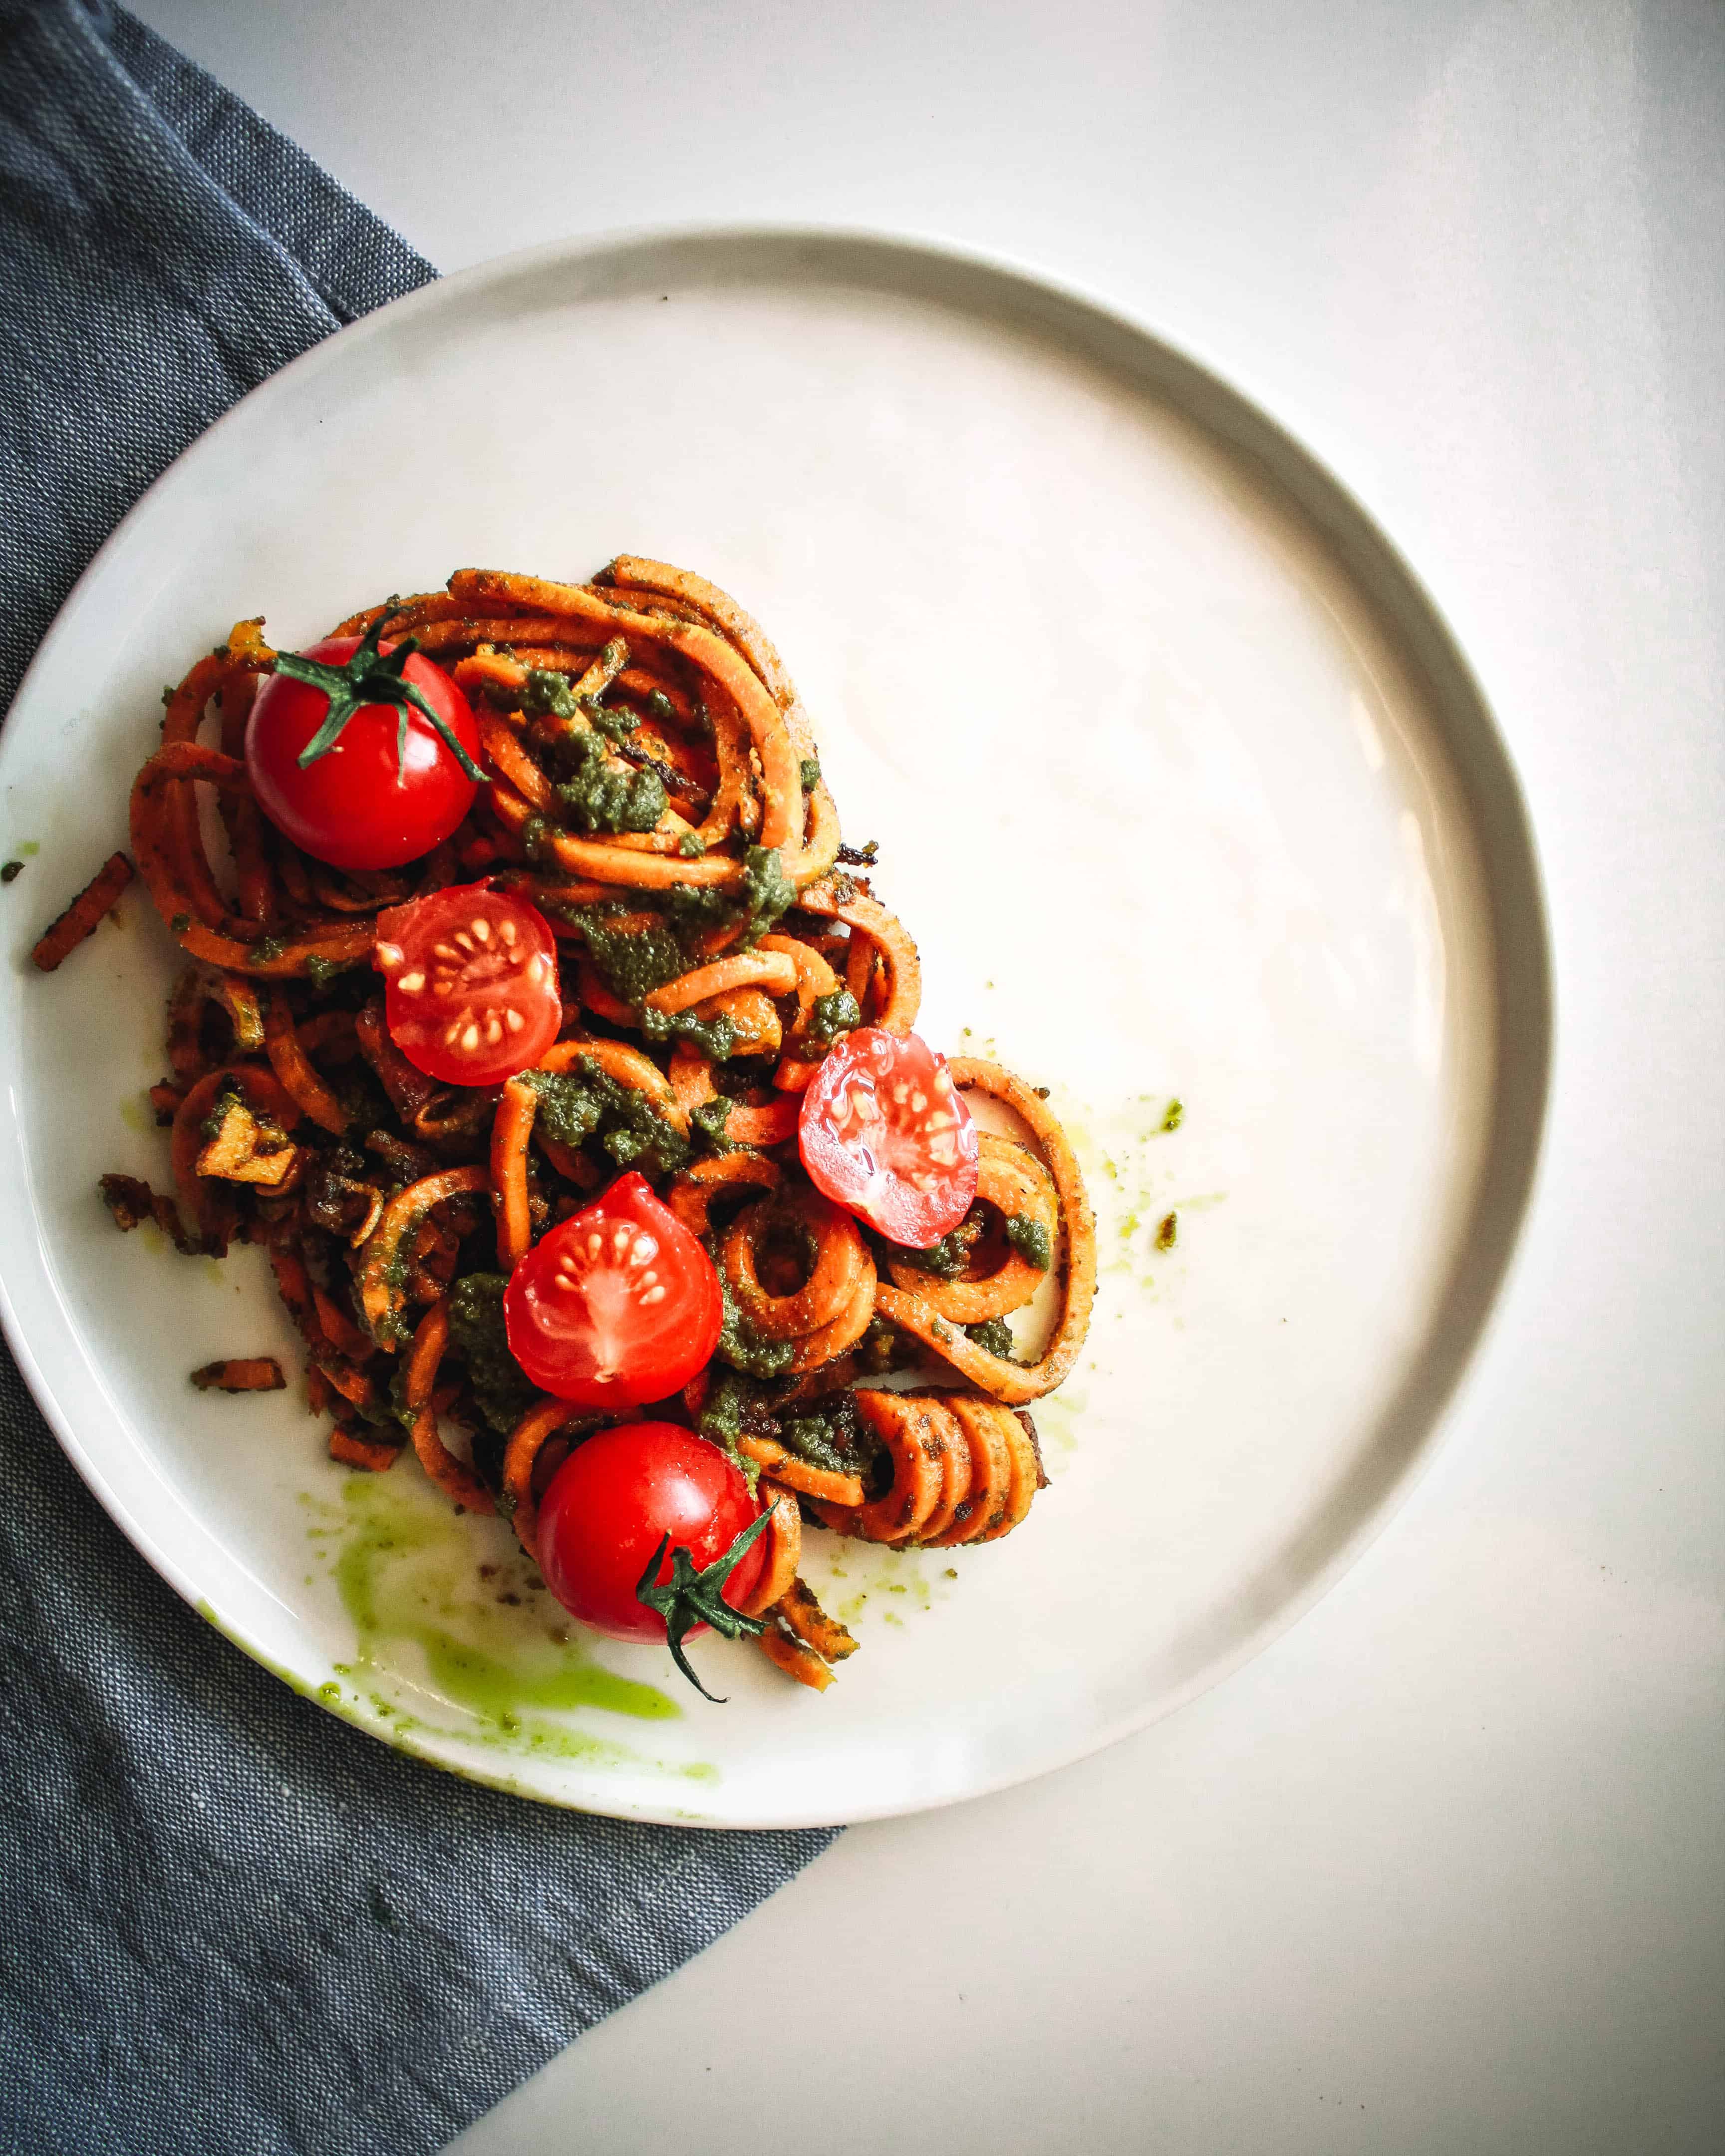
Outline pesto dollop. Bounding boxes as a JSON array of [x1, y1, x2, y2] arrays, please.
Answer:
[[965, 1316, 1016, 1359], [689, 1096, 737, 1154], [885, 1217, 977, 1279], [780, 1387, 874, 1478], [637, 1005, 738, 1060], [522, 1057, 690, 1180], [1004, 1214, 1052, 1271], [807, 987, 860, 1048], [520, 667, 578, 719], [711, 1253, 794, 1377], [446, 1273, 538, 1437], [566, 845, 799, 1063], [551, 730, 666, 835], [694, 1367, 766, 1486]]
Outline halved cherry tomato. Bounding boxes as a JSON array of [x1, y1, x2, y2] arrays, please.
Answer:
[[503, 1173, 723, 1408], [798, 1026, 979, 1246], [374, 884, 562, 1086], [536, 1421, 765, 1644], [246, 635, 481, 871]]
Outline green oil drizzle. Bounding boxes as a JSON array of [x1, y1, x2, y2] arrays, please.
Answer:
[[330, 1474, 680, 1741]]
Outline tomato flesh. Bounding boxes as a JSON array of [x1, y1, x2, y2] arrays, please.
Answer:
[[374, 884, 561, 1086], [504, 1172, 723, 1408], [245, 636, 481, 871], [798, 1027, 979, 1245], [537, 1421, 765, 1643]]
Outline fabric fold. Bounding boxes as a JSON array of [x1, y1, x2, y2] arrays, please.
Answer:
[[0, 8, 838, 2151]]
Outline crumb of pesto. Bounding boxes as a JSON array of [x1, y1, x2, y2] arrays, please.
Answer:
[[1004, 1214, 1051, 1271], [1155, 1211, 1178, 1250], [1161, 1098, 1184, 1132]]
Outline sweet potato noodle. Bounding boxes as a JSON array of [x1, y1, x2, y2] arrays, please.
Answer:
[[93, 559, 1095, 1693]]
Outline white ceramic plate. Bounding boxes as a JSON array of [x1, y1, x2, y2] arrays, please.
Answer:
[[0, 231, 1548, 1827]]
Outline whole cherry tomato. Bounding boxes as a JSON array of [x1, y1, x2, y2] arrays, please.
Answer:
[[246, 619, 483, 871], [503, 1173, 723, 1408], [536, 1421, 766, 1648], [374, 884, 561, 1086], [798, 1026, 979, 1245]]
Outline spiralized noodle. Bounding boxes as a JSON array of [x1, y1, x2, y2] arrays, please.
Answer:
[[87, 560, 1097, 1695]]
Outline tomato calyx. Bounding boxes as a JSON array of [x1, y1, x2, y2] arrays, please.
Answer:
[[634, 1508, 774, 1701], [275, 600, 487, 783]]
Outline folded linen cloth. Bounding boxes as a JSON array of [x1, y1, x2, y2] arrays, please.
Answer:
[[0, 6, 836, 2151]]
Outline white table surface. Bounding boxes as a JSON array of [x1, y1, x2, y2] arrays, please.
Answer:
[[129, 3, 1725, 2150]]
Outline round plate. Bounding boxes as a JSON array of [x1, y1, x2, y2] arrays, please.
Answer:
[[0, 230, 1549, 1826]]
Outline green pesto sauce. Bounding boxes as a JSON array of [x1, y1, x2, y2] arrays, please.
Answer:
[[780, 1388, 873, 1478], [523, 1057, 690, 1180], [523, 667, 639, 744], [575, 907, 690, 1002], [638, 1005, 737, 1060], [445, 1272, 538, 1435], [520, 813, 558, 870], [854, 1315, 905, 1375], [1005, 1214, 1052, 1271], [798, 756, 821, 792], [565, 845, 797, 1064], [662, 842, 797, 951], [807, 987, 860, 1048], [965, 1316, 1016, 1359], [1155, 1211, 1179, 1251], [521, 668, 579, 719], [693, 1368, 761, 1487], [712, 1255, 793, 1377], [689, 1095, 737, 1154], [887, 1222, 972, 1279], [583, 697, 640, 748], [333, 1474, 679, 1730], [551, 729, 666, 835], [1160, 1097, 1184, 1133]]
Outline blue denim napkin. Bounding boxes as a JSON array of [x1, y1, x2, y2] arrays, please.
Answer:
[[0, 6, 837, 2151]]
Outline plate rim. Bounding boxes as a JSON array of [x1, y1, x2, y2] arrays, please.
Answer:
[[0, 221, 1554, 1826]]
